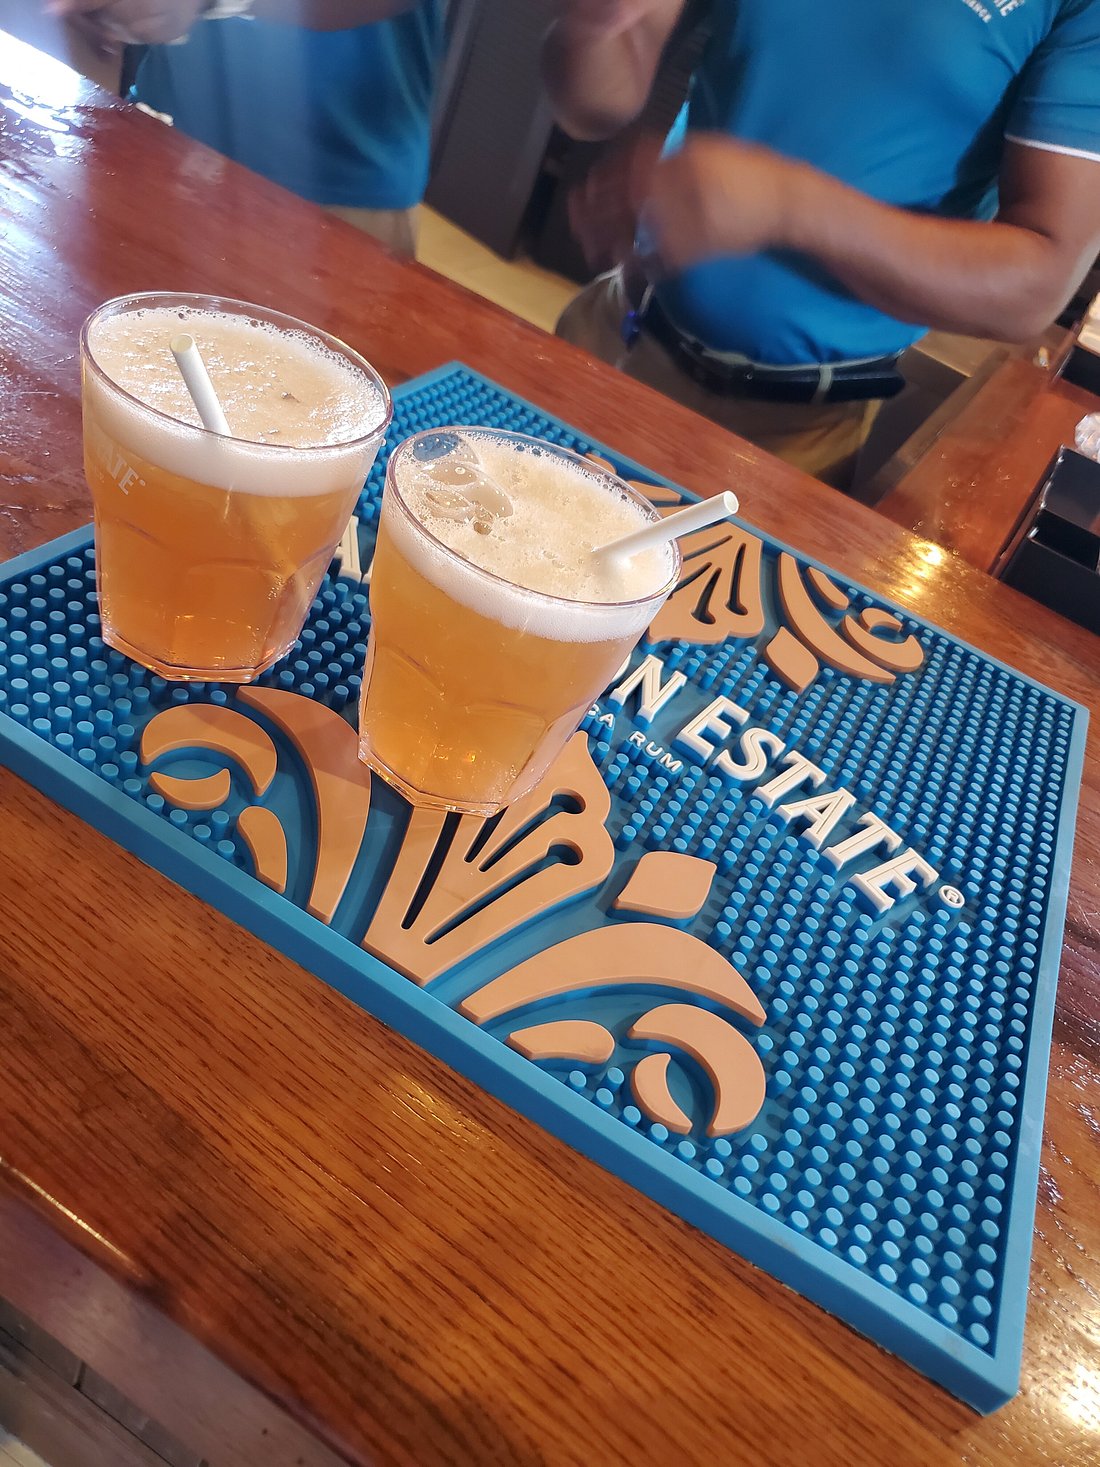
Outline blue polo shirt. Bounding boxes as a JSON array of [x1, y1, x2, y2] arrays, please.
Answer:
[[133, 5, 443, 211], [658, 0, 1100, 365]]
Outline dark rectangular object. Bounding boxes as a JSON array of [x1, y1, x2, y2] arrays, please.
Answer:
[[1002, 447, 1100, 634], [1036, 446, 1100, 560], [1062, 342, 1100, 395]]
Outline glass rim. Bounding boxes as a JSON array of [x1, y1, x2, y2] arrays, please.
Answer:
[[384, 426, 683, 612], [80, 290, 393, 455]]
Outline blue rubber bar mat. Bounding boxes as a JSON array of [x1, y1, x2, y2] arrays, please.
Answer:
[[0, 363, 1086, 1413]]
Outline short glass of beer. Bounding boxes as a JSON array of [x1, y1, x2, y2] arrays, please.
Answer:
[[358, 428, 681, 816], [81, 292, 391, 682]]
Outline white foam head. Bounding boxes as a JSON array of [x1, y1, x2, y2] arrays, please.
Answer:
[[385, 429, 679, 643], [82, 296, 391, 497]]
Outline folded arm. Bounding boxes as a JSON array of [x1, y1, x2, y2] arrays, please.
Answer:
[[644, 135, 1100, 342]]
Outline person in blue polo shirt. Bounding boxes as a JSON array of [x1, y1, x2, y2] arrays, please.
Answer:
[[546, 0, 1100, 487], [132, 5, 442, 255], [56, 0, 443, 258]]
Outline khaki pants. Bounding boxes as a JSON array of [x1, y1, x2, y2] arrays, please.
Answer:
[[128, 102, 420, 261], [327, 204, 419, 260], [557, 270, 881, 490]]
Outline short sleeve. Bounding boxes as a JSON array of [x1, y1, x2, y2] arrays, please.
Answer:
[[1005, 0, 1100, 161]]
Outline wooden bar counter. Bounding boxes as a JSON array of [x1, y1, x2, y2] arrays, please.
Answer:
[[1, 34, 1098, 1467], [872, 330, 1100, 574]]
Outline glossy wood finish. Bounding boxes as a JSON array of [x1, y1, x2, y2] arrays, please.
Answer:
[[875, 347, 1100, 573], [2, 35, 1099, 1467]]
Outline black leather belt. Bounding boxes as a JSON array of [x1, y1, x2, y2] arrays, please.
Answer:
[[641, 295, 907, 404]]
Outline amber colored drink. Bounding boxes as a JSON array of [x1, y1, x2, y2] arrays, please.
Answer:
[[358, 429, 680, 815], [81, 293, 391, 681]]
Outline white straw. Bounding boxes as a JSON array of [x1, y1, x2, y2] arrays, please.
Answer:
[[335, 514, 362, 580], [597, 490, 739, 561], [170, 333, 232, 436]]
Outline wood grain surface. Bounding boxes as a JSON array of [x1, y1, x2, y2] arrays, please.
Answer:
[[2, 34, 1099, 1467], [876, 353, 1100, 574]]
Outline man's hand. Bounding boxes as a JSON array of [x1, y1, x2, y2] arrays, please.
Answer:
[[641, 134, 803, 273], [566, 132, 803, 279], [568, 129, 665, 273], [47, 0, 205, 48]]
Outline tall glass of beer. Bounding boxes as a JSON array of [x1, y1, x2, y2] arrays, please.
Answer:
[[358, 428, 681, 815], [81, 292, 391, 682]]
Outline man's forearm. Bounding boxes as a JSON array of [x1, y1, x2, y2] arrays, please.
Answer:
[[777, 168, 1087, 343], [647, 136, 1100, 344], [542, 2, 684, 142]]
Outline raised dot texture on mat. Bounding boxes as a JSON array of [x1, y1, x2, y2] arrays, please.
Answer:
[[0, 364, 1083, 1415]]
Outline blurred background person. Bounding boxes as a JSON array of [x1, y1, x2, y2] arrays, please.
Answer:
[[51, 0, 445, 257], [545, 0, 1100, 489]]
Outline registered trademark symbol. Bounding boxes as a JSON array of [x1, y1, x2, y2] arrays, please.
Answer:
[[939, 886, 965, 909]]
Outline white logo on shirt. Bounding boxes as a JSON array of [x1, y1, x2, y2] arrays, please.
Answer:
[[958, 0, 1027, 20]]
